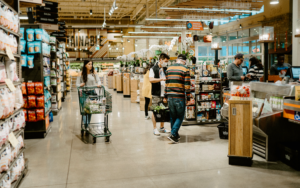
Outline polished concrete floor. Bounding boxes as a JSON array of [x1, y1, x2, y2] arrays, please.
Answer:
[[20, 89, 300, 188]]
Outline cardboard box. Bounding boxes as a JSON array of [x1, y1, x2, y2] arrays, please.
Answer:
[[131, 79, 140, 91], [107, 76, 113, 89], [123, 76, 131, 96], [131, 91, 137, 103], [117, 74, 123, 92]]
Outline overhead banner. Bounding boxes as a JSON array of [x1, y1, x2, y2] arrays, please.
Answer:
[[186, 21, 204, 31]]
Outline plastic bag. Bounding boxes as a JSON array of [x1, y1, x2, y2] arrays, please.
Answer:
[[27, 55, 34, 69], [0, 89, 10, 119], [9, 62, 19, 81], [21, 83, 27, 95], [27, 95, 36, 108], [14, 86, 23, 110], [0, 62, 7, 83], [26, 82, 35, 95], [36, 109, 44, 121], [26, 28, 35, 41], [36, 96, 44, 108], [34, 82, 43, 94], [27, 110, 36, 122]]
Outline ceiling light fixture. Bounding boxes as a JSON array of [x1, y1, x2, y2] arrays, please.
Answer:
[[145, 18, 230, 22], [116, 47, 118, 50], [270, 0, 279, 4], [127, 39, 130, 42], [19, 16, 28, 20], [159, 7, 260, 13], [121, 29, 123, 33], [90, 10, 92, 15], [240, 24, 242, 28], [128, 32, 181, 34]]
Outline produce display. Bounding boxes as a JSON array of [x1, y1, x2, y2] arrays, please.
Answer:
[[230, 85, 250, 97]]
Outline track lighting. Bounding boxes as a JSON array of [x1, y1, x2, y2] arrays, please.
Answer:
[[116, 47, 118, 50], [90, 10, 92, 15], [240, 24, 242, 28], [270, 0, 279, 4]]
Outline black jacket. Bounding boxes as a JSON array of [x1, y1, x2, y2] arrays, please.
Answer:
[[151, 63, 161, 96]]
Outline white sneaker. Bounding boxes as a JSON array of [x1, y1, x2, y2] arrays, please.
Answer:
[[145, 116, 150, 120], [153, 129, 160, 136], [159, 128, 171, 133]]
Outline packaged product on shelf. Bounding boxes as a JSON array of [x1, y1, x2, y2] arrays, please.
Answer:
[[21, 54, 27, 67], [51, 45, 56, 52], [52, 103, 57, 109], [0, 148, 9, 172], [20, 28, 24, 39], [26, 28, 35, 41], [21, 83, 27, 95], [20, 40, 26, 53], [34, 82, 43, 94], [43, 57, 49, 66], [35, 28, 43, 41], [214, 93, 220, 99], [49, 111, 53, 122], [27, 42, 34, 54], [20, 111, 25, 128], [27, 110, 36, 122], [211, 101, 216, 108], [27, 55, 34, 69], [51, 95, 56, 102], [231, 85, 250, 97], [36, 96, 44, 108], [9, 62, 19, 81], [44, 76, 50, 87], [51, 78, 57, 85], [0, 89, 9, 119], [14, 86, 23, 110], [27, 95, 36, 108], [50, 36, 56, 44], [26, 82, 35, 94], [7, 90, 15, 113], [34, 41, 41, 53], [23, 97, 27, 109], [23, 110, 27, 122], [0, 62, 6, 82], [50, 70, 56, 77], [186, 106, 195, 119], [36, 109, 44, 121], [213, 83, 221, 90]]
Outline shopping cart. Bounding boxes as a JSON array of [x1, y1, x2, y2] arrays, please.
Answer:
[[78, 86, 112, 143]]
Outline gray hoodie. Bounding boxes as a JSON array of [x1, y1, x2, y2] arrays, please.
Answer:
[[227, 63, 243, 81]]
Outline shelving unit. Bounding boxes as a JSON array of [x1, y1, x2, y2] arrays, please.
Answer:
[[21, 24, 52, 139], [0, 0, 28, 186], [183, 64, 224, 125]]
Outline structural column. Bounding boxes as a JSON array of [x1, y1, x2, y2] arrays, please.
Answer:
[[293, 0, 300, 65]]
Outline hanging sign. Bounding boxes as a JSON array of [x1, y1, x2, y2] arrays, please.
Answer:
[[186, 21, 204, 31]]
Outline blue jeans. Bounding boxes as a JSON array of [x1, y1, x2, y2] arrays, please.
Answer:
[[83, 114, 92, 129], [168, 97, 186, 137]]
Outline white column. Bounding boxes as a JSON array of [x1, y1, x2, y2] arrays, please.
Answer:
[[181, 30, 186, 53], [293, 0, 300, 65]]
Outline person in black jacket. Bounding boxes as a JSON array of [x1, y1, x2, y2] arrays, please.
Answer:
[[149, 53, 170, 136]]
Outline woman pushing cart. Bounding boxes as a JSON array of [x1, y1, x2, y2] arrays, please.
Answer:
[[77, 60, 112, 143]]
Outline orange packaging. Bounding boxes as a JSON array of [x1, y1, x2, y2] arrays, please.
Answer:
[[27, 82, 35, 95], [27, 95, 36, 108], [34, 82, 43, 95], [23, 97, 28, 108], [36, 109, 44, 121], [22, 83, 27, 95], [27, 110, 36, 122], [36, 96, 44, 108], [23, 109, 27, 122]]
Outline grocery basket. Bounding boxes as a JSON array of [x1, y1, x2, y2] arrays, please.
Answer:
[[78, 86, 112, 143]]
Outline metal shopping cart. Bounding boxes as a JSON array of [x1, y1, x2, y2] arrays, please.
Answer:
[[78, 86, 112, 143]]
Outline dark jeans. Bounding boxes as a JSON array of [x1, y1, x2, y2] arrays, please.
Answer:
[[168, 97, 186, 137], [145, 97, 150, 116], [82, 114, 92, 129]]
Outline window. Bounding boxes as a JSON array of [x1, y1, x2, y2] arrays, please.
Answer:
[[198, 46, 207, 56], [233, 43, 238, 55], [250, 27, 260, 37], [220, 46, 227, 57], [240, 41, 250, 54], [229, 32, 238, 41], [198, 57, 208, 62], [208, 47, 214, 57], [228, 44, 233, 56], [250, 40, 262, 54], [238, 29, 249, 39]]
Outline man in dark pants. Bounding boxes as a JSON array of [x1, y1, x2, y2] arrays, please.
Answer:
[[164, 54, 191, 143]]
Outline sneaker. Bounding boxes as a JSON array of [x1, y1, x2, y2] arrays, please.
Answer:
[[153, 129, 160, 136], [178, 134, 181, 140], [159, 128, 171, 133], [145, 116, 150, 120], [168, 134, 179, 143]]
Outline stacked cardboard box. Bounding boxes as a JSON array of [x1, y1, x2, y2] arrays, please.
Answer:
[[130, 79, 140, 103], [117, 74, 123, 93], [123, 73, 131, 97], [139, 82, 152, 111], [107, 76, 113, 89]]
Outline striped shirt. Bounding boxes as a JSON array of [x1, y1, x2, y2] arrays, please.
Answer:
[[165, 63, 191, 98], [249, 65, 264, 80]]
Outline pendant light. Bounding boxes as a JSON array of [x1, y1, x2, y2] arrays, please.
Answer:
[[270, 0, 279, 4]]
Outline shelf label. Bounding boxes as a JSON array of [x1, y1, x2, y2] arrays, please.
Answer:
[[5, 79, 16, 92], [8, 132, 18, 148], [5, 46, 15, 61]]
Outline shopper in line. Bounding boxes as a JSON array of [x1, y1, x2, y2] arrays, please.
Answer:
[[227, 53, 245, 81], [142, 63, 153, 119], [164, 54, 191, 143], [76, 60, 101, 128], [270, 55, 291, 77], [149, 53, 170, 136], [248, 57, 263, 81]]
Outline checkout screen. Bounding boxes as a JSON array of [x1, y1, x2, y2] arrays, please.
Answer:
[[242, 68, 248, 76], [292, 68, 300, 79]]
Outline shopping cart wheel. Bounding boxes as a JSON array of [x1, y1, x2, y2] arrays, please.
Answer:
[[105, 136, 110, 142], [81, 130, 84, 137], [93, 137, 97, 144]]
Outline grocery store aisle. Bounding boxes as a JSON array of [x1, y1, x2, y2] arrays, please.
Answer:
[[20, 89, 300, 188]]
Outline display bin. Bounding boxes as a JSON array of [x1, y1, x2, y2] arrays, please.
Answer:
[[217, 122, 228, 139], [278, 143, 300, 171], [153, 109, 170, 122]]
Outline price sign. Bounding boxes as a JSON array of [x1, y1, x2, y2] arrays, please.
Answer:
[[5, 46, 15, 61], [8, 132, 18, 148], [5, 79, 16, 92]]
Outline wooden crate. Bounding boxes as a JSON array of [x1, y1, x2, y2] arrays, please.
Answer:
[[113, 75, 117, 90], [140, 99, 152, 111], [116, 74, 123, 93], [131, 91, 137, 103], [107, 76, 113, 89], [131, 79, 140, 91], [228, 100, 253, 166]]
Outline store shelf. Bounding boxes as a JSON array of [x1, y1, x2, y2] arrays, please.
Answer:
[[0, 51, 20, 58], [197, 98, 220, 102], [45, 96, 52, 103], [11, 160, 28, 188], [0, 147, 26, 182], [0, 108, 23, 123], [45, 108, 51, 116], [0, 129, 24, 155], [44, 74, 50, 77], [197, 107, 221, 112], [43, 54, 50, 58], [0, 81, 22, 89], [0, 25, 21, 37], [283, 99, 300, 112], [200, 90, 221, 93], [1, 0, 18, 14], [42, 41, 50, 45]]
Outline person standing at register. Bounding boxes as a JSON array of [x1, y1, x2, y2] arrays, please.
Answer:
[[227, 53, 245, 81], [270, 55, 291, 77]]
